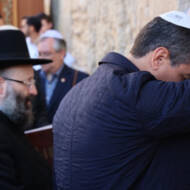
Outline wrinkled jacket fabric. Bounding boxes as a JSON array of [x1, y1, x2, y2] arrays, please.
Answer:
[[54, 52, 190, 190]]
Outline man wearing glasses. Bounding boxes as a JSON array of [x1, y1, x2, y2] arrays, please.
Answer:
[[0, 27, 52, 189], [37, 29, 89, 123]]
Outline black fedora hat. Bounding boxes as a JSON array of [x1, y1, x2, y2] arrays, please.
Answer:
[[0, 29, 51, 67]]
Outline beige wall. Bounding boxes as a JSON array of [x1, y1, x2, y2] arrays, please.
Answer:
[[53, 0, 190, 73], [44, 0, 51, 14]]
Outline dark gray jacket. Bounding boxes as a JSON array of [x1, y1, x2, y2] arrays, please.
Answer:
[[54, 52, 190, 190]]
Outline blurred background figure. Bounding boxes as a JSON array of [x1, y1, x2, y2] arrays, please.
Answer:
[[0, 14, 4, 26], [26, 16, 41, 58], [0, 24, 18, 30], [23, 13, 75, 69], [20, 16, 29, 37], [36, 12, 76, 68], [36, 12, 53, 34]]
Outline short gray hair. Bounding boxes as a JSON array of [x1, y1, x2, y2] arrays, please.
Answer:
[[38, 37, 67, 52], [53, 38, 67, 52]]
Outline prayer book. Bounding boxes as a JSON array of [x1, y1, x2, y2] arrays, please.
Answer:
[[24, 125, 53, 166]]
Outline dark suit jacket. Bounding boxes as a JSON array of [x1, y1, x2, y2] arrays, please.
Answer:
[[32, 70, 50, 128], [39, 65, 89, 123], [0, 112, 52, 190], [54, 52, 190, 190]]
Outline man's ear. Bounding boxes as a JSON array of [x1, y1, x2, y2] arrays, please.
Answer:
[[0, 77, 6, 98], [151, 47, 170, 70], [48, 22, 53, 29], [29, 25, 35, 33], [60, 49, 66, 58]]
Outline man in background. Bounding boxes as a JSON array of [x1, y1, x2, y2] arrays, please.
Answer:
[[26, 16, 41, 58], [20, 16, 29, 37], [37, 29, 89, 123], [53, 11, 190, 189], [0, 14, 4, 26], [36, 12, 76, 68], [0, 27, 52, 189], [36, 12, 53, 34]]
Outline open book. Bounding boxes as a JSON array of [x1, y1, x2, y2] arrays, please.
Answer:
[[24, 125, 53, 166]]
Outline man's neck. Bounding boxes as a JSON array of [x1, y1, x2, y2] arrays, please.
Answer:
[[127, 53, 152, 72], [30, 32, 39, 44], [44, 64, 64, 78]]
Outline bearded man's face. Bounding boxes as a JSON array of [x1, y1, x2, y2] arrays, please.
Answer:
[[1, 84, 34, 129], [0, 65, 37, 130]]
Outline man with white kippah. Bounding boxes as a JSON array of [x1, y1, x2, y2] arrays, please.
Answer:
[[53, 10, 190, 189], [37, 29, 89, 123], [40, 29, 76, 67], [40, 29, 63, 39]]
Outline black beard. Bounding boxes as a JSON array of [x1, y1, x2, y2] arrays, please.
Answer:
[[0, 86, 34, 130], [11, 94, 34, 130]]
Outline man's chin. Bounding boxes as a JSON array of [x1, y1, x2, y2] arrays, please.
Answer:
[[23, 111, 34, 130], [25, 100, 32, 110]]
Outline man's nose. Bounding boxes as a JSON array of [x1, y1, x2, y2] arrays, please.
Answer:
[[29, 84, 38, 96]]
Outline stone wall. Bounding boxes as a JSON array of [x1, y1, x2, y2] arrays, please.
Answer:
[[53, 0, 190, 73]]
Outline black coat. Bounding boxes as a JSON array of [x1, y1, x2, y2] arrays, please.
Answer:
[[54, 52, 190, 190], [0, 112, 52, 190]]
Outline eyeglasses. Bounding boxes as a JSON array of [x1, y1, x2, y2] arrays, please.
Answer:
[[2, 77, 36, 89], [39, 51, 54, 57]]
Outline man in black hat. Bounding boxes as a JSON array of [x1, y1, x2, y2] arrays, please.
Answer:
[[0, 27, 52, 189]]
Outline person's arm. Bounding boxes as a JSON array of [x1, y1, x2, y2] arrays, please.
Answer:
[[136, 78, 190, 138]]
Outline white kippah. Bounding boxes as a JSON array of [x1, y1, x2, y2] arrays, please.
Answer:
[[0, 25, 19, 31], [159, 10, 190, 29], [40, 29, 63, 40]]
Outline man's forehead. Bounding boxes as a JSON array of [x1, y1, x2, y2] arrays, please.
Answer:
[[39, 37, 55, 45], [38, 38, 55, 51], [3, 64, 33, 74]]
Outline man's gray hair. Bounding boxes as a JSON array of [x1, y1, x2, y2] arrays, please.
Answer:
[[38, 37, 67, 52], [53, 38, 67, 52]]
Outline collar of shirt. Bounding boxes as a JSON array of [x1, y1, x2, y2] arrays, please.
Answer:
[[99, 52, 139, 73], [26, 37, 39, 58], [40, 64, 64, 82], [40, 64, 64, 104]]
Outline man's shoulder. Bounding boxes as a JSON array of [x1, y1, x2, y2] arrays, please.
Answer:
[[76, 69, 89, 79], [62, 65, 89, 78], [99, 52, 129, 66]]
